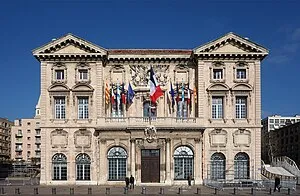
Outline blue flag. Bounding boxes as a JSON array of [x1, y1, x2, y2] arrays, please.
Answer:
[[170, 82, 175, 107], [127, 82, 135, 104]]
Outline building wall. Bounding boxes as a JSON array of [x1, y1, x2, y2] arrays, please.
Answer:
[[0, 118, 13, 162], [11, 119, 41, 163], [32, 33, 268, 185]]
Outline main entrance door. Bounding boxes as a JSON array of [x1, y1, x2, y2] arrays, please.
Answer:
[[141, 149, 160, 182]]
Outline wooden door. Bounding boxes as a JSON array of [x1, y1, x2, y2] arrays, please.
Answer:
[[141, 149, 160, 182]]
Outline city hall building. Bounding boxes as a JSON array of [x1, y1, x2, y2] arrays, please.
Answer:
[[32, 32, 268, 185]]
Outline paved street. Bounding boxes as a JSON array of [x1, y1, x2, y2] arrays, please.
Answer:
[[0, 185, 299, 195]]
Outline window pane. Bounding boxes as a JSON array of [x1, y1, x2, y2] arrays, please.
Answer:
[[212, 97, 223, 119], [236, 69, 246, 79], [78, 97, 89, 119], [213, 69, 223, 79], [54, 97, 65, 119], [236, 97, 247, 119]]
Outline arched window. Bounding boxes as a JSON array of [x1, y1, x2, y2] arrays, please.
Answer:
[[174, 146, 194, 180], [143, 101, 157, 120], [234, 152, 250, 179], [52, 153, 67, 180], [76, 153, 91, 180], [211, 153, 226, 180], [108, 147, 127, 181]]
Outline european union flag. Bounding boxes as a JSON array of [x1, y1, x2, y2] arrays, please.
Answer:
[[127, 82, 135, 104]]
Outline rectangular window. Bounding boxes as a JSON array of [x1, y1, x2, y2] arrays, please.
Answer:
[[177, 100, 188, 118], [79, 69, 88, 80], [212, 97, 223, 119], [78, 97, 89, 119], [54, 97, 66, 119], [236, 96, 247, 119], [55, 70, 64, 80], [213, 69, 223, 79], [236, 69, 246, 79]]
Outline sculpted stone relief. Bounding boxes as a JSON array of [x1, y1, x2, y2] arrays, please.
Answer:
[[74, 129, 92, 148], [129, 65, 169, 87], [51, 129, 68, 148], [232, 129, 251, 147], [209, 129, 228, 147]]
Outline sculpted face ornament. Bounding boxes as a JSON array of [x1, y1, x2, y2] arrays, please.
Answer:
[[144, 125, 157, 143]]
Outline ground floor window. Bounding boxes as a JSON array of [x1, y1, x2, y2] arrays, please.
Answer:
[[108, 146, 127, 180], [174, 146, 194, 180], [76, 153, 91, 180], [234, 152, 250, 179], [211, 152, 226, 180], [52, 153, 67, 180]]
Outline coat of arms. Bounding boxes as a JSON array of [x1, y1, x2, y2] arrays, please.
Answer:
[[144, 125, 157, 143]]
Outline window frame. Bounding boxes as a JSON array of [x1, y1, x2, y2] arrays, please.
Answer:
[[54, 97, 66, 119], [235, 96, 247, 119], [174, 146, 194, 180], [107, 147, 128, 181], [78, 97, 89, 119], [212, 96, 223, 119]]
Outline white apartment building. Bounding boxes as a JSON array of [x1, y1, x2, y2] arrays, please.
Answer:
[[32, 32, 268, 185], [261, 115, 300, 164]]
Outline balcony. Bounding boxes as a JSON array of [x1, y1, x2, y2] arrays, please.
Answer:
[[96, 117, 203, 130], [15, 148, 22, 152], [15, 140, 23, 144], [15, 133, 23, 137]]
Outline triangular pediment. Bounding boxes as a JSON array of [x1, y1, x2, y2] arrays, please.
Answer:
[[33, 33, 107, 55], [194, 32, 268, 55]]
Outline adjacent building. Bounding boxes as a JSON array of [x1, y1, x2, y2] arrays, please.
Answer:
[[269, 122, 300, 168], [0, 118, 13, 162], [10, 99, 41, 165], [261, 115, 300, 164], [32, 32, 268, 185]]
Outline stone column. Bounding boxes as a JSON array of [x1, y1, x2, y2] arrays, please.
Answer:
[[165, 138, 171, 184], [194, 138, 202, 184], [99, 139, 106, 184], [130, 139, 136, 178]]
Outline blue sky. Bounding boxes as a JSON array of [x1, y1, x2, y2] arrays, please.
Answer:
[[1, 0, 300, 121]]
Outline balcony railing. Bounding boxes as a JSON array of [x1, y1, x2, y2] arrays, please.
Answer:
[[35, 140, 41, 144], [15, 133, 23, 137], [15, 148, 23, 152], [96, 117, 200, 129]]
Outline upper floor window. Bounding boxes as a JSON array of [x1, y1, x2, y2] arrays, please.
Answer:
[[78, 97, 89, 119], [236, 69, 246, 79], [143, 101, 157, 119], [236, 96, 247, 119], [213, 69, 223, 80], [54, 97, 66, 119], [55, 70, 64, 80], [212, 97, 223, 119], [79, 69, 88, 81]]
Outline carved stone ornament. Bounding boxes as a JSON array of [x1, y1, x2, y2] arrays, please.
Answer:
[[129, 65, 169, 87], [208, 129, 228, 147], [144, 125, 158, 143], [232, 128, 251, 147], [74, 129, 92, 148], [51, 129, 68, 148]]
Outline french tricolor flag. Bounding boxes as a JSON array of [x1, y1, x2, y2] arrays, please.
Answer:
[[149, 67, 163, 103]]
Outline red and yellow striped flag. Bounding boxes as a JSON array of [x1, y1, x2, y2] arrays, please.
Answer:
[[105, 83, 110, 105]]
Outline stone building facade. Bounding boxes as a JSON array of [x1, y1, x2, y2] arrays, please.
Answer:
[[32, 32, 268, 185]]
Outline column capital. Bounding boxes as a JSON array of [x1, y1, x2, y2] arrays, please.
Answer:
[[130, 138, 136, 143]]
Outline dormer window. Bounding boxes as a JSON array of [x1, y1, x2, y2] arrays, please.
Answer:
[[213, 69, 223, 80], [236, 69, 246, 79], [79, 69, 88, 81], [55, 70, 64, 80]]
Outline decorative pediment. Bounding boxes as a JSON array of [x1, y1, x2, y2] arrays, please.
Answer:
[[194, 32, 268, 58], [207, 83, 230, 91], [231, 83, 252, 91], [48, 83, 70, 92], [32, 33, 107, 59], [72, 83, 94, 92]]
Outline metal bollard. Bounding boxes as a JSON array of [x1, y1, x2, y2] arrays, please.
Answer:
[[141, 187, 146, 194], [123, 187, 128, 194], [196, 188, 201, 194], [52, 188, 56, 195], [251, 188, 254, 195], [70, 188, 74, 195], [178, 187, 182, 194], [88, 187, 92, 195], [214, 188, 217, 194], [34, 187, 39, 195], [0, 187, 5, 195], [233, 188, 236, 195], [15, 188, 20, 194], [269, 187, 272, 195], [159, 187, 164, 194], [105, 187, 110, 195], [288, 188, 290, 195]]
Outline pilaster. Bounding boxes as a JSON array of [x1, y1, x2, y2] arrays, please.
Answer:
[[130, 139, 136, 178], [165, 138, 171, 185], [198, 61, 205, 118], [96, 61, 103, 118]]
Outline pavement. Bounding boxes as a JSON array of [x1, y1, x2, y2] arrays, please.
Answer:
[[0, 185, 299, 195]]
